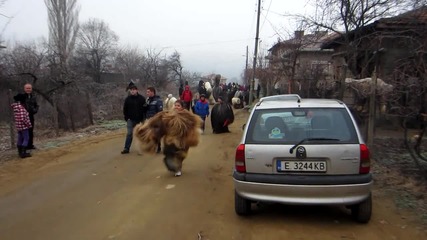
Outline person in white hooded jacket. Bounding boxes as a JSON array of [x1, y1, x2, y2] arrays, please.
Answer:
[[164, 94, 177, 111]]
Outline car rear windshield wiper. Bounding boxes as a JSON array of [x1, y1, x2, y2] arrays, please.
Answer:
[[289, 138, 340, 154]]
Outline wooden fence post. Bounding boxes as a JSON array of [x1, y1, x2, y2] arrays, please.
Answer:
[[8, 89, 15, 149], [68, 99, 75, 132], [52, 93, 59, 137], [367, 65, 377, 148], [86, 91, 94, 125]]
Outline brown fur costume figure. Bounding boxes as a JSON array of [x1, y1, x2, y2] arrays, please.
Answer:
[[133, 110, 202, 176]]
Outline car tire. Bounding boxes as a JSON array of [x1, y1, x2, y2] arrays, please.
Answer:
[[235, 190, 251, 215], [351, 193, 372, 223]]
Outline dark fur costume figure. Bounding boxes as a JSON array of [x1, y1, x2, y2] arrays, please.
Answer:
[[133, 110, 202, 175], [212, 74, 222, 102], [211, 97, 234, 134]]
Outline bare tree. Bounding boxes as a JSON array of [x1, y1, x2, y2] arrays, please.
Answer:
[[181, 70, 201, 87], [167, 51, 184, 86], [44, 0, 81, 130], [45, 0, 80, 80], [140, 48, 169, 88], [0, 0, 12, 42], [116, 47, 192, 90], [1, 41, 47, 79], [254, 50, 275, 96], [115, 45, 144, 82], [76, 18, 119, 83]]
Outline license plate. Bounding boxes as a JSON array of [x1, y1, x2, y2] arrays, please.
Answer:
[[277, 161, 327, 172]]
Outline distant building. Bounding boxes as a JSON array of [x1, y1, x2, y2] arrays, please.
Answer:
[[321, 6, 427, 82], [320, 6, 427, 112], [267, 31, 337, 97]]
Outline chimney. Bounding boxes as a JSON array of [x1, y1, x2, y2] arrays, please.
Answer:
[[314, 31, 327, 37], [294, 30, 304, 39]]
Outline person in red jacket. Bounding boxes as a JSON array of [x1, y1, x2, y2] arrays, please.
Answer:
[[180, 85, 193, 111]]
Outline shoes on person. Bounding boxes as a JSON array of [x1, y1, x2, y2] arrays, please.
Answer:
[[17, 146, 32, 158], [27, 145, 37, 150], [121, 149, 130, 154], [174, 171, 182, 177]]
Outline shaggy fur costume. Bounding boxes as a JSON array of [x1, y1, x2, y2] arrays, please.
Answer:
[[211, 101, 234, 134], [133, 110, 202, 173]]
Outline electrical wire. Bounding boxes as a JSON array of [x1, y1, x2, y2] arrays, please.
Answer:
[[247, 0, 259, 47], [161, 38, 254, 50], [260, 11, 284, 41], [260, 0, 273, 32]]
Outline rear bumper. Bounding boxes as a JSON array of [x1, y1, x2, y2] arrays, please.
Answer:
[[233, 172, 372, 205]]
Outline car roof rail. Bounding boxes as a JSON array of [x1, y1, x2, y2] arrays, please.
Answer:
[[258, 94, 301, 105]]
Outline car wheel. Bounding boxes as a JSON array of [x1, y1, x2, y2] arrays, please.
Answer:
[[235, 190, 251, 215], [351, 193, 372, 223]]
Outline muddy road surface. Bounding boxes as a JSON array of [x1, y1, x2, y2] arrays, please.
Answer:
[[0, 110, 426, 240]]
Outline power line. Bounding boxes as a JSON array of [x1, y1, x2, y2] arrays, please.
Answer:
[[260, 0, 273, 32], [161, 38, 254, 50], [247, 0, 259, 46], [0, 12, 12, 18], [261, 11, 284, 41]]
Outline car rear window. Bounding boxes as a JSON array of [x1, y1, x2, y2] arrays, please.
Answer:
[[245, 108, 359, 144]]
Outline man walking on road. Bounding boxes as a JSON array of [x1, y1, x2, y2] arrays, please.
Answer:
[[121, 85, 147, 154], [23, 83, 39, 149], [146, 87, 163, 153]]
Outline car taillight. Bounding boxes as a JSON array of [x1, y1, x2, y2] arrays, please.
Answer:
[[235, 144, 246, 173], [359, 144, 370, 174]]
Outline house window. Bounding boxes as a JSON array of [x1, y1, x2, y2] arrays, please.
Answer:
[[311, 60, 331, 75]]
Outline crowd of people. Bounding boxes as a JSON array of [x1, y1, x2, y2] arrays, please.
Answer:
[[10, 80, 238, 177], [118, 80, 236, 177]]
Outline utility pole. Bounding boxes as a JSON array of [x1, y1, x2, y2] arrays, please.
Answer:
[[8, 89, 15, 149], [367, 65, 377, 147], [245, 45, 249, 85], [367, 49, 382, 147], [249, 0, 261, 106]]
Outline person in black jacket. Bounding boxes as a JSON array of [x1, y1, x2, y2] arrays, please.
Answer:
[[178, 83, 184, 97], [146, 87, 163, 153], [121, 85, 147, 154], [23, 83, 39, 149], [198, 80, 207, 96]]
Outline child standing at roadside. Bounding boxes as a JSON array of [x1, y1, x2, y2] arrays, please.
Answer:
[[11, 93, 32, 158], [194, 94, 210, 132]]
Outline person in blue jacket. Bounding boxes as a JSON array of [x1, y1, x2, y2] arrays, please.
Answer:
[[146, 87, 163, 153], [194, 94, 210, 132]]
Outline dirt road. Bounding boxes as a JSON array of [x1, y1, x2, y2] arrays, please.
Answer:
[[0, 110, 426, 240]]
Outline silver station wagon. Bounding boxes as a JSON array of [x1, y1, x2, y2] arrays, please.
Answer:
[[233, 94, 372, 223]]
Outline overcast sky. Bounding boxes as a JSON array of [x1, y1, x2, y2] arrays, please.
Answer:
[[0, 0, 310, 82]]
